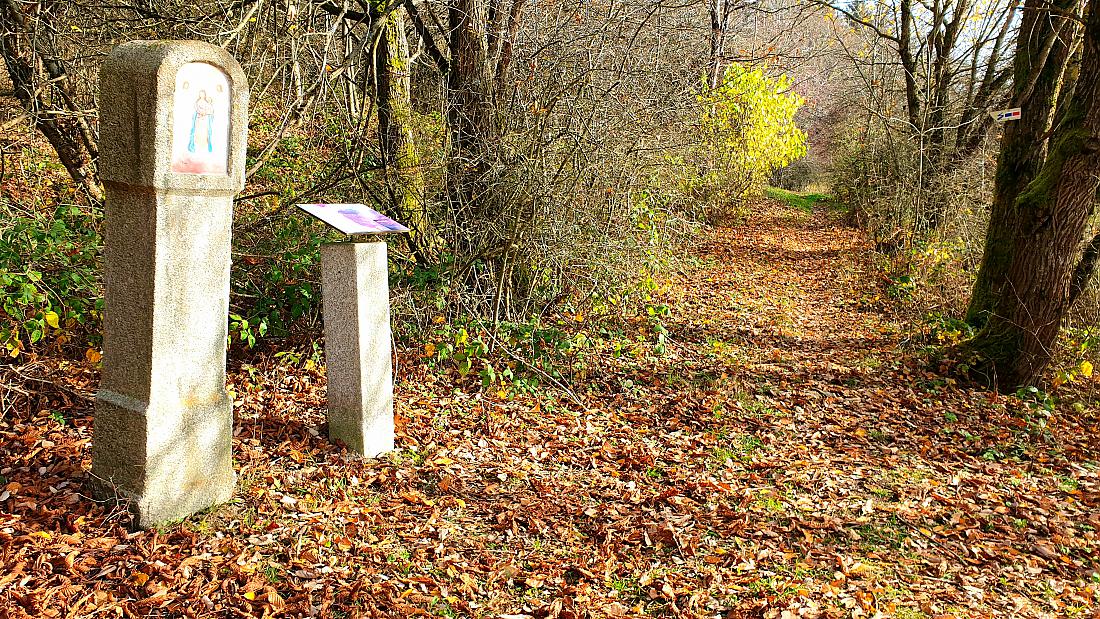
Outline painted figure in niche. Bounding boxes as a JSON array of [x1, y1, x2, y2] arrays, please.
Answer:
[[170, 62, 230, 175], [188, 89, 217, 154]]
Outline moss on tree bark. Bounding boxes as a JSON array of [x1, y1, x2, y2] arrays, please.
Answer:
[[959, 4, 1100, 388]]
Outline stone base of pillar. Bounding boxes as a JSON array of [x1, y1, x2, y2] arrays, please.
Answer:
[[321, 241, 395, 457], [91, 390, 235, 528]]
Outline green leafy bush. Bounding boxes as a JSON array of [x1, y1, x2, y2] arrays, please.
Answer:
[[0, 203, 101, 357], [229, 212, 337, 345]]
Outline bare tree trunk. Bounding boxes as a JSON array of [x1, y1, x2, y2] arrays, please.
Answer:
[[960, 1, 1100, 388], [0, 0, 102, 203], [446, 0, 496, 248], [915, 0, 970, 233], [487, 0, 524, 90], [708, 0, 732, 89], [897, 0, 921, 131]]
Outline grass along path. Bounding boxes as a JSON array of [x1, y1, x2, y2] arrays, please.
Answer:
[[0, 198, 1097, 618]]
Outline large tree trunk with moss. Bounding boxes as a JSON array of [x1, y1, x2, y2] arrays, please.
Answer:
[[960, 3, 1100, 388], [376, 8, 433, 256], [0, 0, 102, 203], [965, 0, 1078, 326]]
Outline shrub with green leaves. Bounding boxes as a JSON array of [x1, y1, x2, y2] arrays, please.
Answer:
[[229, 210, 339, 347], [0, 203, 101, 357]]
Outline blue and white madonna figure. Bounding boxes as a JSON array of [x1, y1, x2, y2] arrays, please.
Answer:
[[188, 89, 217, 154], [171, 62, 231, 175]]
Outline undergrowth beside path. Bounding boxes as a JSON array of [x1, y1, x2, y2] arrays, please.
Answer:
[[1, 199, 1097, 618]]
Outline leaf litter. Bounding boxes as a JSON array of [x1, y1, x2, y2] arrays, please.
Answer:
[[0, 200, 1097, 618]]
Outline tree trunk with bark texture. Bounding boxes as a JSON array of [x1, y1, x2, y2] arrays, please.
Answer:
[[377, 8, 432, 255], [897, 0, 921, 132], [0, 0, 102, 203], [961, 1, 1100, 388], [1070, 230, 1100, 306], [446, 0, 497, 252], [965, 0, 1078, 327]]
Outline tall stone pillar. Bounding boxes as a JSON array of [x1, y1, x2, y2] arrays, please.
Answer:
[[321, 241, 395, 457], [92, 41, 249, 528]]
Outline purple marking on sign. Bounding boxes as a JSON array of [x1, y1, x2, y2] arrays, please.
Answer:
[[297, 203, 410, 235]]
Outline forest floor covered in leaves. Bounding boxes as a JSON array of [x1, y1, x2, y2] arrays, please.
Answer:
[[2, 199, 1098, 618]]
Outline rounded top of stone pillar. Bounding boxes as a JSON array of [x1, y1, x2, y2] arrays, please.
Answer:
[[99, 40, 249, 193]]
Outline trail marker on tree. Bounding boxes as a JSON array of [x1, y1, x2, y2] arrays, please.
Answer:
[[297, 203, 407, 457], [92, 41, 249, 528], [990, 107, 1022, 122]]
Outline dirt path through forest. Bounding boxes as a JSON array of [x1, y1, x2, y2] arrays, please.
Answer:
[[0, 199, 1096, 619], [675, 198, 891, 371], [650, 200, 1099, 618]]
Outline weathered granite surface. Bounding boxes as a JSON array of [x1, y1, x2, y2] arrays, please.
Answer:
[[92, 41, 249, 528], [321, 241, 395, 457]]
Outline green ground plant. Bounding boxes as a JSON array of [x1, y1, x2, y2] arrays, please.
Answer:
[[0, 201, 101, 358], [765, 187, 832, 213]]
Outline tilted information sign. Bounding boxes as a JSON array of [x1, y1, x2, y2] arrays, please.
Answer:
[[297, 203, 410, 235]]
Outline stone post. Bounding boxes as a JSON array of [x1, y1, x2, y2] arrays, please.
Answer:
[[92, 41, 249, 528], [321, 241, 395, 457]]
